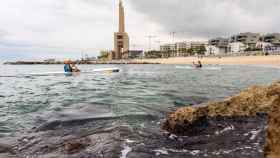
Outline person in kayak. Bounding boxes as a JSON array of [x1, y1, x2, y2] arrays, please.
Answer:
[[64, 60, 73, 72], [70, 62, 80, 72], [193, 60, 203, 68]]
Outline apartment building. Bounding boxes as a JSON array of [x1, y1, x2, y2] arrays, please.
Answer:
[[230, 32, 260, 48], [160, 42, 207, 57], [176, 42, 191, 56], [160, 44, 177, 57], [262, 33, 280, 46], [206, 38, 229, 55]]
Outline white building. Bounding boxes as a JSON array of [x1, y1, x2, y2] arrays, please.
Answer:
[[229, 42, 247, 53], [160, 44, 176, 52], [230, 32, 260, 49], [160, 44, 177, 56], [205, 45, 227, 56], [176, 42, 191, 56], [160, 41, 207, 57], [262, 33, 280, 47], [256, 42, 273, 50], [207, 38, 229, 55]]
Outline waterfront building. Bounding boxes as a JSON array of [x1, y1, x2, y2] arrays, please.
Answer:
[[256, 42, 273, 50], [160, 41, 207, 57], [127, 50, 144, 59], [229, 42, 247, 53], [206, 38, 229, 55], [155, 32, 280, 56], [189, 42, 207, 56], [176, 42, 191, 56], [230, 32, 260, 49], [113, 0, 129, 60], [160, 44, 176, 57], [261, 33, 280, 47], [190, 42, 207, 48], [144, 50, 162, 58], [209, 37, 229, 48], [206, 45, 227, 55]]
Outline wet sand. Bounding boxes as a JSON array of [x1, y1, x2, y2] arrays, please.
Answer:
[[135, 55, 280, 66]]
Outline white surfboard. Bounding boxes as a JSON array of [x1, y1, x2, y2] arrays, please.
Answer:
[[92, 67, 120, 72]]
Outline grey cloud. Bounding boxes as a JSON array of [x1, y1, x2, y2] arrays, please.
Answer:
[[129, 0, 280, 38]]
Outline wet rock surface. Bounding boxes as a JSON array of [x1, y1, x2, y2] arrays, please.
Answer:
[[163, 81, 280, 135], [0, 113, 266, 158]]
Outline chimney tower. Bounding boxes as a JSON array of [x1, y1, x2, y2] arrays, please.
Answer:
[[113, 0, 130, 59]]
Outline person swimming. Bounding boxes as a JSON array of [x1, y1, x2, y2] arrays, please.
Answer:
[[193, 60, 202, 68]]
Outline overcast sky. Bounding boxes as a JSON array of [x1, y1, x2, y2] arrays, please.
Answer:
[[0, 0, 279, 61]]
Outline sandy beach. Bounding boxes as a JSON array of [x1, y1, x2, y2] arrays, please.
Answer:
[[135, 55, 280, 66]]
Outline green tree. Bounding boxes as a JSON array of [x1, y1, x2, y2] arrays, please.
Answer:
[[197, 46, 206, 55]]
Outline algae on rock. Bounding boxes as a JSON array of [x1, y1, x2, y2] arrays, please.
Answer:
[[162, 81, 280, 135]]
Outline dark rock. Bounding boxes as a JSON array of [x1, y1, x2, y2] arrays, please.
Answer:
[[162, 81, 280, 134], [64, 137, 92, 154], [0, 143, 15, 154]]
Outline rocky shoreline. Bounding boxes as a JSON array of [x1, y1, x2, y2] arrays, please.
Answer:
[[163, 81, 280, 157], [0, 82, 279, 157]]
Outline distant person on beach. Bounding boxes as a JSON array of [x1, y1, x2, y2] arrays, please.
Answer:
[[193, 60, 202, 68]]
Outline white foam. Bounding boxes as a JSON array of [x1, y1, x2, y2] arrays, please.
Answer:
[[159, 148, 201, 156], [166, 148, 189, 153], [120, 145, 132, 158], [250, 129, 262, 140], [215, 125, 235, 135], [125, 139, 135, 143], [168, 134, 178, 140], [153, 149, 169, 155], [190, 150, 200, 155]]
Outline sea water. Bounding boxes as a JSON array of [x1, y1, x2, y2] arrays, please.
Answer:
[[0, 64, 280, 136]]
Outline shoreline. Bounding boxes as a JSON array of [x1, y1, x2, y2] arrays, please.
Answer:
[[134, 55, 280, 66], [3, 55, 280, 66]]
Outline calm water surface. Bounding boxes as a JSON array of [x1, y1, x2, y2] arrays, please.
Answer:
[[0, 64, 280, 136]]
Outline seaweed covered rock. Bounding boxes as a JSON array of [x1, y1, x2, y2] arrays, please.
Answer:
[[162, 81, 280, 135], [264, 96, 280, 157]]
